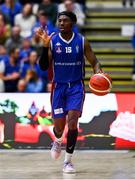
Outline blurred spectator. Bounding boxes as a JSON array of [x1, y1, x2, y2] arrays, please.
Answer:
[[0, 0, 22, 26], [0, 9, 9, 22], [0, 45, 8, 92], [46, 81, 52, 92], [31, 11, 55, 54], [0, 45, 8, 91], [0, 0, 4, 5], [0, 45, 8, 62], [0, 45, 7, 92], [38, 0, 58, 25], [58, 0, 85, 27], [24, 69, 44, 92], [0, 48, 20, 92], [18, 0, 28, 5], [0, 47, 5, 92], [19, 38, 33, 63], [54, 0, 86, 6], [20, 50, 42, 78], [20, 50, 48, 91], [0, 61, 5, 92], [122, 0, 134, 7], [14, 3, 36, 38], [32, 11, 56, 36], [13, 47, 22, 63], [17, 78, 27, 92], [0, 12, 11, 44], [19, 0, 42, 5], [5, 25, 23, 53]]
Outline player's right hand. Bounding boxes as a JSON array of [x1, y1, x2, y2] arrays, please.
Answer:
[[35, 26, 55, 47]]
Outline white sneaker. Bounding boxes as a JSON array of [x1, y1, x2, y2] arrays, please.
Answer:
[[63, 161, 76, 173], [51, 141, 61, 160]]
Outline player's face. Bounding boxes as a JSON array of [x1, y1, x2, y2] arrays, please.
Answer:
[[58, 15, 73, 33]]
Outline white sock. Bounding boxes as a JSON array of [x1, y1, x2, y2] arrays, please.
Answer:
[[64, 152, 72, 163], [55, 137, 62, 144]]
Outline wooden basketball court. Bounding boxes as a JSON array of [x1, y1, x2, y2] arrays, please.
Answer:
[[0, 150, 135, 179]]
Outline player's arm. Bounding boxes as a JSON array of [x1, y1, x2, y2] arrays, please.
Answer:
[[84, 39, 102, 74], [35, 27, 55, 70], [38, 45, 52, 71]]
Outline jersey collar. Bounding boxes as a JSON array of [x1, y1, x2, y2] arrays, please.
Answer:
[[59, 32, 75, 44]]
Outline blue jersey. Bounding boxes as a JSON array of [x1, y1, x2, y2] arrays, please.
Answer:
[[51, 33, 85, 83]]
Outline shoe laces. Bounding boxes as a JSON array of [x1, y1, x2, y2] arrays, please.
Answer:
[[64, 161, 74, 168], [51, 141, 61, 153]]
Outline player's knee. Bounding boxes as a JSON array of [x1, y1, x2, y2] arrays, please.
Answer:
[[68, 115, 78, 130]]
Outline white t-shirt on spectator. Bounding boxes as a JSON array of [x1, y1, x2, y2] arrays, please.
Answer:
[[58, 2, 85, 27], [15, 13, 36, 38]]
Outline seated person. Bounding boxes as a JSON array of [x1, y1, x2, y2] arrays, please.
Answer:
[[0, 12, 11, 45], [17, 78, 27, 92], [14, 3, 36, 38], [20, 50, 48, 91], [37, 0, 58, 25], [0, 48, 20, 92], [19, 38, 33, 63], [0, 0, 22, 25], [58, 0, 85, 28], [5, 25, 23, 53], [31, 10, 57, 37], [24, 69, 44, 92]]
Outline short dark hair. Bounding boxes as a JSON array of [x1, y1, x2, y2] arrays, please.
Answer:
[[38, 10, 48, 17], [58, 11, 77, 23]]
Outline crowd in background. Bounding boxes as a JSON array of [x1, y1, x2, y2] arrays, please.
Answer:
[[0, 0, 86, 93]]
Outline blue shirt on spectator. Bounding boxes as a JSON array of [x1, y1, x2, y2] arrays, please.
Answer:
[[20, 62, 42, 78], [19, 47, 33, 62], [20, 62, 48, 91], [26, 79, 44, 93], [4, 59, 20, 92], [0, 2, 22, 25], [0, 54, 9, 62], [31, 20, 57, 37]]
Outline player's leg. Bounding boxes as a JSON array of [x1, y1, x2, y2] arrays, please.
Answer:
[[63, 110, 80, 173], [51, 83, 67, 160], [63, 81, 85, 173], [51, 117, 66, 160]]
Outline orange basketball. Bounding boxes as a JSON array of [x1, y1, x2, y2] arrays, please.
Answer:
[[89, 73, 112, 96]]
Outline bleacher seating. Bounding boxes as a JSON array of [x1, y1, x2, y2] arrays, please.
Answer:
[[83, 0, 135, 92]]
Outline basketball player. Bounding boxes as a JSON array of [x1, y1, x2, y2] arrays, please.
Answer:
[[35, 11, 103, 173]]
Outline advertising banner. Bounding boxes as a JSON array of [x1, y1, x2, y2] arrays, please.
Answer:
[[0, 93, 135, 149]]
